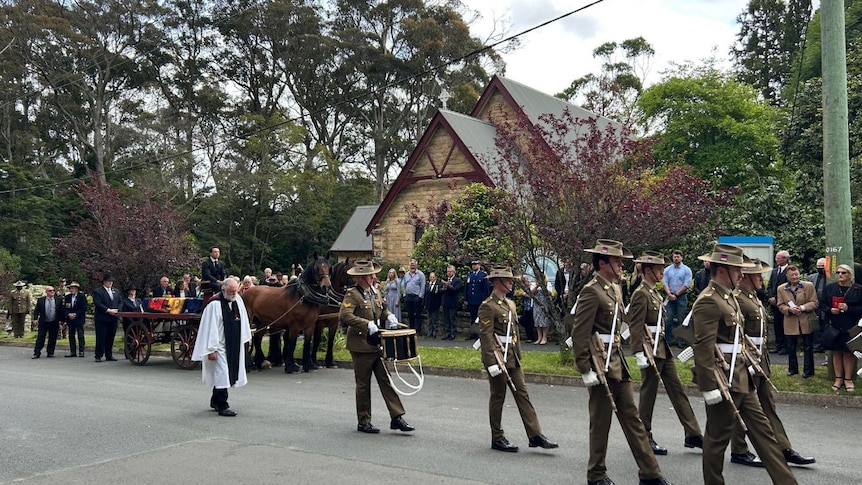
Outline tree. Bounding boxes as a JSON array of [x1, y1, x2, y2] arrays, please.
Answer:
[[637, 62, 781, 189], [732, 0, 812, 105], [480, 107, 730, 351], [53, 179, 200, 291], [557, 37, 654, 126]]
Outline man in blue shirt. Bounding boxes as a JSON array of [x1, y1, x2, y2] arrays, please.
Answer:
[[402, 259, 426, 333], [465, 260, 491, 340], [662, 250, 692, 346]]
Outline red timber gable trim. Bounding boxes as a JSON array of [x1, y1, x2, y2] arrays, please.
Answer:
[[365, 110, 494, 235]]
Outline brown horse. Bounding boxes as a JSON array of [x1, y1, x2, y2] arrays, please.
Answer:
[[242, 256, 331, 373], [311, 259, 353, 368]]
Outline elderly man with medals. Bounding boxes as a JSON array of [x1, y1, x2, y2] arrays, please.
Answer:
[[728, 257, 815, 468], [628, 251, 703, 456], [571, 240, 670, 485], [690, 244, 798, 484], [479, 265, 557, 453], [339, 260, 414, 434], [192, 278, 251, 417]]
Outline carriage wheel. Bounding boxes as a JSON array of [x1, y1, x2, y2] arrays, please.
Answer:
[[124, 321, 151, 366], [171, 326, 199, 370]]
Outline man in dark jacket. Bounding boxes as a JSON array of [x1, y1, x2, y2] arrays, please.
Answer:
[[441, 265, 463, 340], [92, 273, 122, 362], [424, 272, 442, 338], [32, 286, 64, 358], [64, 282, 88, 357]]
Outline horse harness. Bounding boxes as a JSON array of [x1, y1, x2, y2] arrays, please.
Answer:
[[251, 278, 343, 335]]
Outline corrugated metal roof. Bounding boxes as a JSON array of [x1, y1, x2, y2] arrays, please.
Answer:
[[330, 205, 379, 252], [438, 110, 509, 183]]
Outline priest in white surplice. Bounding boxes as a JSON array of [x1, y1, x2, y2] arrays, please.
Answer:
[[192, 278, 251, 416]]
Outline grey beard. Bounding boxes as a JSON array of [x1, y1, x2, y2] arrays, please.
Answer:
[[224, 294, 237, 302]]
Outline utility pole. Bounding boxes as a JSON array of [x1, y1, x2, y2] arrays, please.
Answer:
[[821, 1, 854, 276]]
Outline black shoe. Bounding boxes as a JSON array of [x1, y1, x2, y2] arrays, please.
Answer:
[[684, 435, 703, 449], [491, 437, 518, 452], [78, 352, 84, 357], [730, 452, 765, 468], [105, 357, 118, 361], [777, 348, 789, 355], [783, 448, 815, 465], [390, 415, 414, 432], [47, 354, 54, 358], [587, 479, 616, 485], [94, 358, 102, 362], [787, 370, 798, 376], [31, 354, 40, 359], [65, 354, 77, 358], [649, 437, 668, 455], [217, 408, 237, 417], [357, 423, 380, 434], [528, 434, 558, 449], [802, 372, 814, 378], [639, 478, 672, 485]]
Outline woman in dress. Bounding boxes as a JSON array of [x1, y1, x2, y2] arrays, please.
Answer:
[[532, 274, 551, 344], [819, 264, 862, 392], [384, 268, 402, 323]]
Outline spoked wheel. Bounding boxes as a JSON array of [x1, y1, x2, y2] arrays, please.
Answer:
[[124, 320, 152, 365], [171, 325, 199, 370]]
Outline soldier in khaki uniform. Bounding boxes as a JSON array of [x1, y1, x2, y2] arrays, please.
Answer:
[[479, 265, 557, 452], [6, 281, 32, 338], [729, 258, 815, 468], [339, 260, 414, 434], [571, 240, 670, 485], [628, 251, 703, 455], [690, 244, 797, 485]]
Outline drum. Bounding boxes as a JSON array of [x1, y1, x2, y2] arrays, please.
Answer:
[[380, 329, 418, 361]]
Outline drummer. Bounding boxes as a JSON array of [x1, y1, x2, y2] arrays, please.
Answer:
[[479, 265, 558, 452], [339, 260, 415, 434]]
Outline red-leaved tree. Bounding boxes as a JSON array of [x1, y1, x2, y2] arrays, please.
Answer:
[[481, 106, 731, 347], [53, 179, 201, 292]]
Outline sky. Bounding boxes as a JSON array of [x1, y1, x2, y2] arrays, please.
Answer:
[[459, 0, 753, 96]]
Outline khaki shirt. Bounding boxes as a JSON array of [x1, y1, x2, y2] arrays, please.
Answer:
[[478, 293, 521, 369], [340, 286, 391, 353], [735, 287, 772, 376], [7, 289, 31, 314], [691, 281, 750, 393], [628, 282, 669, 360], [571, 274, 629, 381]]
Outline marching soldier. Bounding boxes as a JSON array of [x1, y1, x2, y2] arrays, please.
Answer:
[[628, 251, 703, 455], [729, 258, 815, 468], [690, 244, 797, 484], [339, 260, 414, 434], [571, 240, 671, 485], [6, 280, 32, 338], [479, 265, 557, 452]]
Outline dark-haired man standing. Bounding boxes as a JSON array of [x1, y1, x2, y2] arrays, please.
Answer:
[[92, 273, 122, 362]]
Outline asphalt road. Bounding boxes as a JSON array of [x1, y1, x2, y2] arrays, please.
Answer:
[[0, 345, 857, 485]]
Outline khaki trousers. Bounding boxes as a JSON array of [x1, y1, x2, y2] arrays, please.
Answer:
[[488, 365, 541, 441], [639, 356, 702, 439], [350, 351, 405, 424], [730, 374, 791, 453]]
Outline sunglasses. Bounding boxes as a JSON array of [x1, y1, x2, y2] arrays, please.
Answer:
[[836, 271, 849, 275]]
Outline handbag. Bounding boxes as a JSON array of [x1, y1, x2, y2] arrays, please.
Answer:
[[821, 323, 840, 349]]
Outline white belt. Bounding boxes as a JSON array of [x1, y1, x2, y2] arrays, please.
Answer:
[[497, 335, 512, 344], [717, 343, 742, 354], [647, 326, 660, 335], [598, 334, 613, 344], [749, 337, 764, 346]]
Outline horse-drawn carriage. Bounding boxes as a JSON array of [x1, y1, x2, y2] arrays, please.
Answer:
[[117, 298, 203, 369]]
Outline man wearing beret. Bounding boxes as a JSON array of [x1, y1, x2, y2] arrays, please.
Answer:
[[479, 265, 557, 453], [691, 244, 797, 484], [339, 260, 414, 434], [571, 240, 670, 485]]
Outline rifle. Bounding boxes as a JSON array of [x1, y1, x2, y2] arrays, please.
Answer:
[[642, 327, 665, 389], [740, 334, 777, 391], [713, 344, 747, 432], [589, 332, 618, 413], [493, 334, 517, 393]]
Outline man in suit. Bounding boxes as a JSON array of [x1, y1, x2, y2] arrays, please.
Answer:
[[201, 246, 226, 296], [441, 265, 463, 340], [479, 265, 557, 453], [465, 260, 490, 339], [767, 250, 790, 354], [424, 271, 442, 338], [64, 282, 87, 357], [554, 258, 572, 315], [571, 240, 669, 485], [32, 286, 64, 358], [339, 260, 414, 434], [92, 273, 122, 362], [152, 276, 173, 298], [691, 244, 797, 485]]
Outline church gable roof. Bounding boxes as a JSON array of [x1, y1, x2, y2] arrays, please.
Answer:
[[331, 204, 378, 252]]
